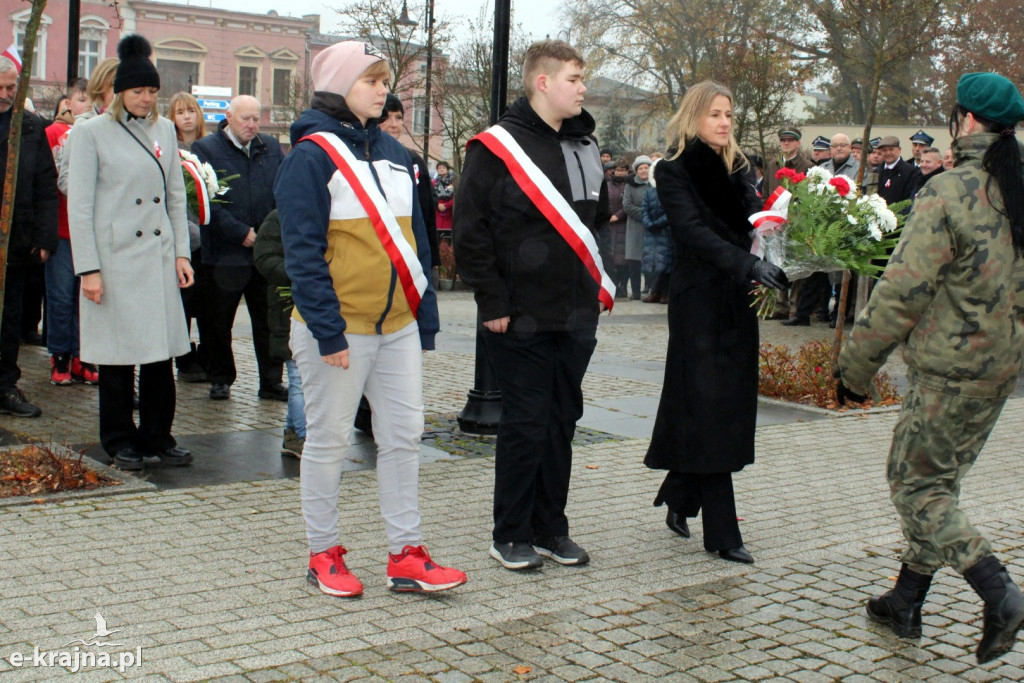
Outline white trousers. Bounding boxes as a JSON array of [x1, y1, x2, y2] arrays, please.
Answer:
[[291, 319, 423, 554]]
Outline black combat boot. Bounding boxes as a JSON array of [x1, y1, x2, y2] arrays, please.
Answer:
[[964, 555, 1024, 664], [866, 563, 933, 638]]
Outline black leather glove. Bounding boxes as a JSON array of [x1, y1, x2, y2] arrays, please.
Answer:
[[833, 369, 868, 405], [749, 259, 790, 290]]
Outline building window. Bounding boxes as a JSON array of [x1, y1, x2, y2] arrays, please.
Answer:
[[157, 59, 200, 97], [272, 68, 291, 107], [412, 96, 427, 135], [238, 66, 258, 97], [14, 29, 46, 79], [78, 39, 101, 78]]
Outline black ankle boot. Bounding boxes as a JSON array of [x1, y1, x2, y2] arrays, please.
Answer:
[[865, 564, 933, 638], [964, 555, 1024, 664]]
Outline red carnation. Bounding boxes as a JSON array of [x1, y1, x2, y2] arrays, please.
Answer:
[[792, 172, 806, 183], [775, 168, 796, 181], [829, 176, 852, 196]]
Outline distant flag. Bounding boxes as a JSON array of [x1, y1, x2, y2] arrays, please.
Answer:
[[2, 45, 22, 73]]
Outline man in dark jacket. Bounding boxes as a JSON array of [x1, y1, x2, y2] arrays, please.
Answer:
[[454, 40, 610, 572], [876, 135, 923, 206], [0, 57, 58, 417], [192, 96, 284, 401]]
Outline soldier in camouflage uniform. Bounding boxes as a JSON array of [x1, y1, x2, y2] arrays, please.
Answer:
[[837, 72, 1024, 664]]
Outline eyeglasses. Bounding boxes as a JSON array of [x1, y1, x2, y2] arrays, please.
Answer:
[[779, 137, 798, 142], [830, 143, 850, 148]]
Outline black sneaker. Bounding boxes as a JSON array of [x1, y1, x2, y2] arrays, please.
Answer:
[[532, 535, 590, 566], [209, 383, 230, 400], [150, 446, 193, 467], [489, 541, 543, 570], [258, 382, 288, 401], [113, 447, 145, 470], [0, 388, 41, 418]]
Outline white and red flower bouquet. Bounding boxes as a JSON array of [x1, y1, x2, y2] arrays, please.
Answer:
[[749, 165, 906, 317]]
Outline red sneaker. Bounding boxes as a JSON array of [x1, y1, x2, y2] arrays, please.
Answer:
[[50, 355, 72, 386], [70, 357, 99, 385], [307, 546, 363, 597], [387, 545, 467, 592]]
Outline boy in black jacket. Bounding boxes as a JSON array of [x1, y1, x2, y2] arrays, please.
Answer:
[[454, 40, 610, 571]]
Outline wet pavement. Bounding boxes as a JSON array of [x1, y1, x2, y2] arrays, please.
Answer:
[[2, 292, 1023, 681]]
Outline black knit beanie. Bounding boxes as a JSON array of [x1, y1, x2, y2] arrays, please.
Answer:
[[114, 34, 160, 93]]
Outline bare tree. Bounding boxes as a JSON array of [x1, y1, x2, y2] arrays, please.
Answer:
[[565, 0, 805, 151], [1, 0, 47, 317], [332, 0, 451, 100], [430, 10, 529, 172], [778, 0, 962, 127]]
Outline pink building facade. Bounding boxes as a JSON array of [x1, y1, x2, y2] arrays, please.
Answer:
[[3, 0, 443, 153]]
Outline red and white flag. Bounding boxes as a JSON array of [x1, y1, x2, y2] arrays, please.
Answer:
[[2, 45, 22, 73]]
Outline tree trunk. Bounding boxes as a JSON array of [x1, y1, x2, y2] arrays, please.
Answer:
[[0, 0, 48, 321]]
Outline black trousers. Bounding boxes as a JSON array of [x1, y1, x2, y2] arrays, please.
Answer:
[[0, 262, 27, 390], [794, 271, 832, 320], [177, 249, 207, 366], [202, 264, 281, 386], [656, 471, 743, 552], [99, 360, 177, 455], [21, 261, 44, 339], [484, 326, 597, 543]]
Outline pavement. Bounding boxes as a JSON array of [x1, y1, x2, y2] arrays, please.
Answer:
[[2, 292, 1024, 681]]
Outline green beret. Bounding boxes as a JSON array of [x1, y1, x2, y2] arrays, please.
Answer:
[[956, 72, 1024, 126], [778, 126, 801, 140]]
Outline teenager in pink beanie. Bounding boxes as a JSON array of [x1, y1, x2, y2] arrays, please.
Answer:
[[274, 41, 466, 597]]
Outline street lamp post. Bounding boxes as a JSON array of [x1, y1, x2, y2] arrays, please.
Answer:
[[396, 0, 433, 162], [454, 0, 512, 435], [67, 0, 81, 83]]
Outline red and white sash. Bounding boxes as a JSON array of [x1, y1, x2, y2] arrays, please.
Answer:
[[470, 125, 616, 310], [748, 186, 792, 257], [179, 153, 212, 226], [301, 132, 428, 316]]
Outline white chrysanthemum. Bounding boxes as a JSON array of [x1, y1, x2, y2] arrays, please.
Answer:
[[868, 224, 883, 241], [806, 166, 833, 183], [847, 212, 859, 226], [878, 207, 898, 233]]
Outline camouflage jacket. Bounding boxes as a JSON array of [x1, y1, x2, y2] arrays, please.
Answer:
[[839, 133, 1024, 398]]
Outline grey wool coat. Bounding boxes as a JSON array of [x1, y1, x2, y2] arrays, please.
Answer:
[[66, 112, 191, 365]]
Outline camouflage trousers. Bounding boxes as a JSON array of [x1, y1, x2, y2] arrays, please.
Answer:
[[887, 379, 1006, 576]]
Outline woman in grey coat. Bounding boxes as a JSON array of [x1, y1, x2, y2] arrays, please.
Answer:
[[622, 155, 652, 295], [67, 35, 195, 471]]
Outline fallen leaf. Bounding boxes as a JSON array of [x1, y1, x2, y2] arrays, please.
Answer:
[[585, 465, 599, 470], [513, 665, 532, 675]]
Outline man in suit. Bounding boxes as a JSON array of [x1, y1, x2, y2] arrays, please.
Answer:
[[876, 136, 923, 206], [192, 96, 285, 401]]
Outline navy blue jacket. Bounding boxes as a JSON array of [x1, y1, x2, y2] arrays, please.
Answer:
[[192, 121, 283, 267]]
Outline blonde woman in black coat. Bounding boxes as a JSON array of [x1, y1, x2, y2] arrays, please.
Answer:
[[645, 81, 788, 564]]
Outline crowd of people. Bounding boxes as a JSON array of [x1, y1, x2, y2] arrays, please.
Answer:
[[756, 125, 956, 327], [3, 30, 1023, 661]]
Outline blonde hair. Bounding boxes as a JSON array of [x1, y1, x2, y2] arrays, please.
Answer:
[[666, 80, 746, 171], [166, 91, 207, 140], [361, 59, 392, 84], [107, 90, 159, 124], [86, 58, 118, 107], [522, 40, 585, 98]]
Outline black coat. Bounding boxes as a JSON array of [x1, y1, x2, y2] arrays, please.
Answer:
[[192, 121, 283, 267], [877, 158, 922, 206], [644, 139, 761, 474], [453, 96, 609, 333], [252, 209, 291, 362], [0, 110, 58, 264]]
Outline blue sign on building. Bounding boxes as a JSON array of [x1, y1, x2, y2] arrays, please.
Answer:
[[204, 112, 227, 123], [198, 99, 230, 111]]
